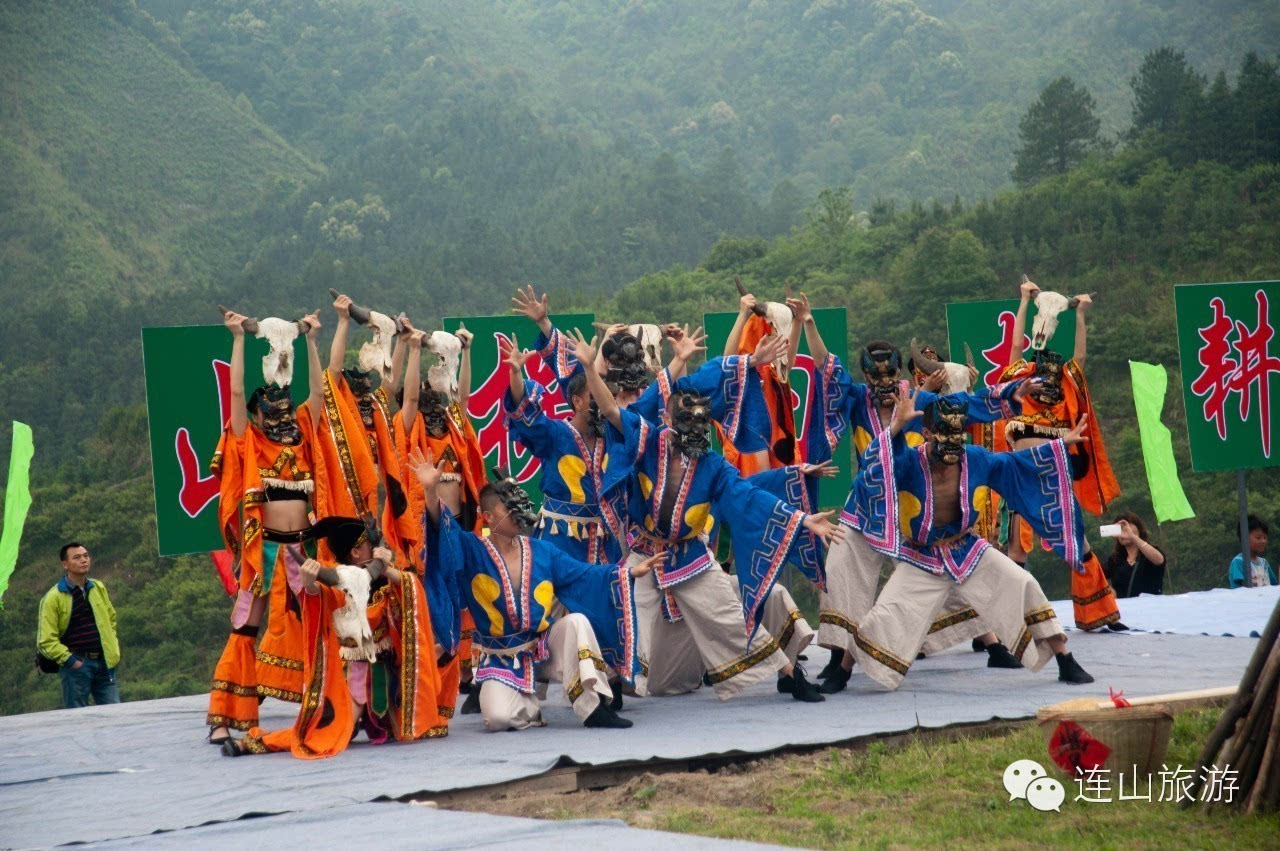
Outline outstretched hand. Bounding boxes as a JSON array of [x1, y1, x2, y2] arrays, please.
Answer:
[[1020, 279, 1041, 300], [629, 551, 668, 579], [407, 447, 447, 491], [753, 332, 783, 366], [456, 322, 474, 350], [511, 285, 549, 324], [803, 510, 845, 546], [1063, 414, 1090, 446], [500, 334, 534, 373], [567, 328, 600, 366], [800, 460, 838, 479], [671, 324, 707, 361], [333, 293, 352, 318], [891, 384, 923, 431]]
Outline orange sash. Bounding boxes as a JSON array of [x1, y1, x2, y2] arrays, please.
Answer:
[[720, 314, 796, 475]]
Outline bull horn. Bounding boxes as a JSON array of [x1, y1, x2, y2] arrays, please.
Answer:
[[909, 337, 942, 374], [733, 275, 767, 317], [393, 312, 410, 335], [592, 321, 612, 332], [293, 312, 316, 335], [1067, 290, 1099, 310], [218, 305, 260, 335], [329, 287, 372, 326], [1021, 274, 1029, 284], [964, 342, 977, 374]]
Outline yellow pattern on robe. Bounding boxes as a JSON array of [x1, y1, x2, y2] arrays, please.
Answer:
[[472, 574, 505, 638], [684, 502, 713, 538], [558, 455, 588, 503], [898, 491, 922, 539], [854, 425, 925, 457], [533, 581, 556, 632]]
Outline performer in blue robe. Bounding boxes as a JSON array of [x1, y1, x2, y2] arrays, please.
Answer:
[[566, 330, 844, 703], [789, 314, 1032, 688], [410, 454, 662, 731], [847, 390, 1095, 690]]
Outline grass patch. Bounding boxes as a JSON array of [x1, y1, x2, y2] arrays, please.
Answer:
[[465, 708, 1279, 848]]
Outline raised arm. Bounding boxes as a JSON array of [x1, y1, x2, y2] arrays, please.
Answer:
[[787, 290, 828, 365], [456, 323, 473, 412], [724, 289, 757, 356], [303, 312, 324, 414], [502, 334, 533, 405], [401, 330, 425, 433], [390, 317, 414, 391], [1073, 293, 1091, 366], [569, 329, 620, 430], [1009, 277, 1039, 365], [224, 311, 249, 437], [328, 293, 352, 376]]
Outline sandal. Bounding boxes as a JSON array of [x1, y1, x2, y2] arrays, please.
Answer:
[[207, 726, 231, 746]]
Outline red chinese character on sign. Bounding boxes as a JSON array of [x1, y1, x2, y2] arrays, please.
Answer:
[[1190, 291, 1280, 457], [468, 332, 572, 484], [979, 311, 1031, 387], [175, 359, 231, 517]]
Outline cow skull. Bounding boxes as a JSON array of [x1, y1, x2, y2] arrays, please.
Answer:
[[425, 331, 462, 396], [356, 311, 399, 383], [593, 323, 665, 373], [1029, 288, 1094, 351], [761, 302, 794, 371], [909, 338, 978, 394], [218, 305, 310, 387]]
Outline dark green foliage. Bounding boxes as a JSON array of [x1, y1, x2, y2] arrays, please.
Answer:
[[1012, 77, 1103, 185]]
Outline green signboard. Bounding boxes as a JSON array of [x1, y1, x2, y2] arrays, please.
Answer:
[[443, 314, 596, 500], [142, 325, 312, 557], [945, 298, 1077, 387], [1174, 280, 1280, 472], [703, 307, 851, 508]]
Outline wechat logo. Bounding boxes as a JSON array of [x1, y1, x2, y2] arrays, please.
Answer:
[[1003, 759, 1065, 812]]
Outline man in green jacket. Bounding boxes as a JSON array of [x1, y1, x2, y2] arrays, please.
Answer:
[[37, 543, 121, 707]]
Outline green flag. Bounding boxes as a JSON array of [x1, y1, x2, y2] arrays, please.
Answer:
[[1128, 362, 1195, 523], [0, 422, 35, 607]]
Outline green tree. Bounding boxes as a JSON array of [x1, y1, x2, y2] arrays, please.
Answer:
[[1129, 47, 1206, 138], [1012, 76, 1102, 185]]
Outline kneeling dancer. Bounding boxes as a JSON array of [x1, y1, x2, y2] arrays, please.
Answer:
[[412, 453, 660, 731]]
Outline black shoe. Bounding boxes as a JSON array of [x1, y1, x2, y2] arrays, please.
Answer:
[[916, 651, 927, 659], [220, 738, 248, 757], [817, 653, 843, 681], [778, 667, 825, 703], [460, 687, 482, 715], [1106, 621, 1129, 632], [972, 638, 987, 653], [610, 680, 624, 713], [818, 664, 852, 694], [1056, 651, 1094, 684], [458, 678, 474, 694], [207, 727, 231, 746], [985, 642, 1024, 669], [584, 701, 633, 728]]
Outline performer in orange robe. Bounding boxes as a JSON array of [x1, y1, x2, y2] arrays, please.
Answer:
[[716, 285, 802, 475], [207, 309, 329, 741], [1000, 282, 1123, 632], [395, 327, 485, 710]]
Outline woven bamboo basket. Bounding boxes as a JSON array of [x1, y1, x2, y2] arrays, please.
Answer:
[[1036, 697, 1175, 776]]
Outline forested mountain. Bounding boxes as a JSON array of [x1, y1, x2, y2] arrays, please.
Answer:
[[0, 0, 1278, 714]]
